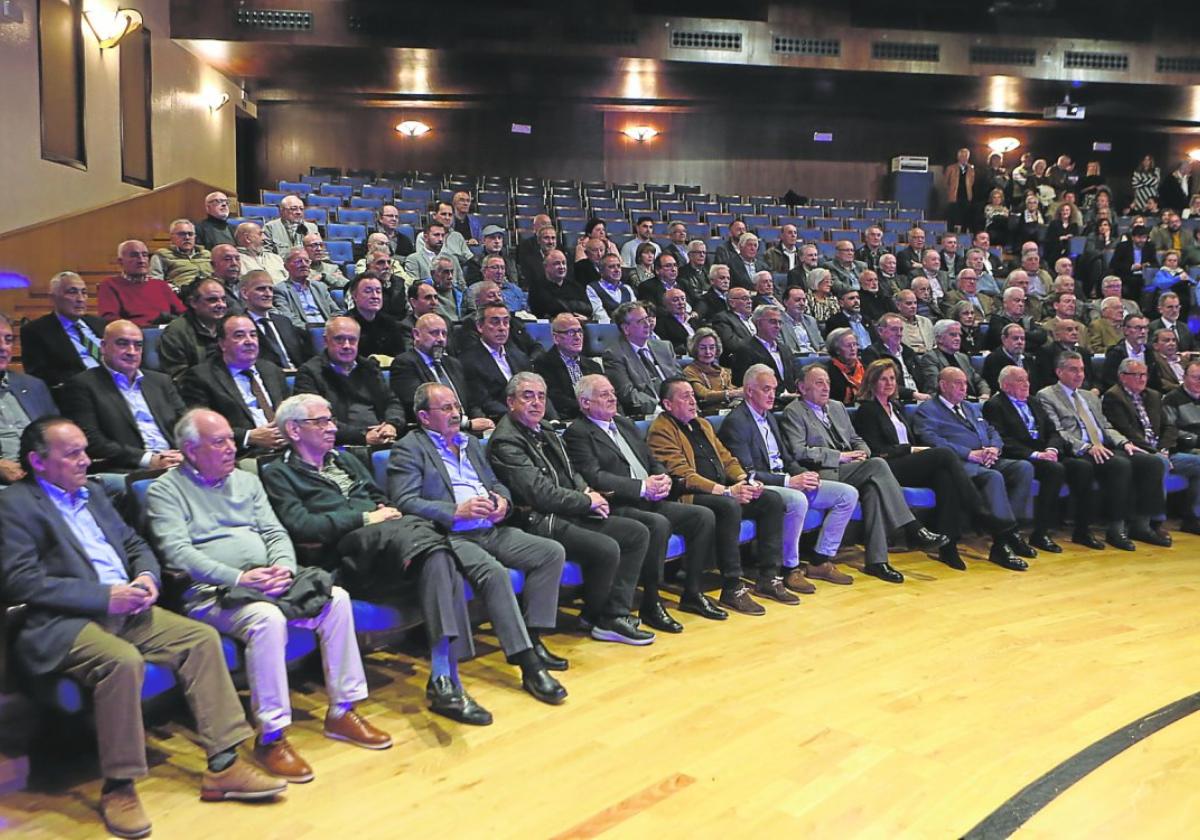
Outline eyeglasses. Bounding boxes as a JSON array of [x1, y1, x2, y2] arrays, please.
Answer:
[[553, 328, 584, 337], [295, 416, 336, 427]]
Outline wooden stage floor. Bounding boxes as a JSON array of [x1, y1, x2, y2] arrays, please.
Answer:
[[3, 533, 1199, 838]]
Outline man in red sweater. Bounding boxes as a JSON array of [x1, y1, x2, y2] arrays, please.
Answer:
[[97, 240, 186, 327]]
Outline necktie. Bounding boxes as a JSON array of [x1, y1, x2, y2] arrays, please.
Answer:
[[638, 348, 664, 383], [75, 323, 102, 362], [608, 425, 648, 480], [1072, 390, 1102, 447], [565, 355, 582, 386], [954, 403, 969, 424], [432, 360, 463, 406], [1131, 392, 1158, 448], [241, 368, 275, 422], [1016, 402, 1037, 438], [256, 317, 292, 369]]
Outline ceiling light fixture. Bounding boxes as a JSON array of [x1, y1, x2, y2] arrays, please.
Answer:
[[987, 137, 1021, 154], [395, 120, 431, 137], [83, 7, 143, 50], [622, 126, 659, 142], [1188, 149, 1200, 162]]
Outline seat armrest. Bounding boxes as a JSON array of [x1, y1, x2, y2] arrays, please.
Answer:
[[1, 602, 28, 694]]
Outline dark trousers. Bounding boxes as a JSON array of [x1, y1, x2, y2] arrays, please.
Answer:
[[614, 500, 716, 601], [884, 447, 983, 539], [689, 490, 784, 584], [1028, 457, 1093, 534], [1069, 451, 1165, 531], [546, 514, 649, 622]]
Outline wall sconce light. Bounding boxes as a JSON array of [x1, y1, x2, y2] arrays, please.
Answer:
[[83, 7, 143, 49], [987, 137, 1021, 155], [206, 92, 231, 112], [1188, 149, 1200, 162], [395, 120, 431, 137], [622, 126, 659, 142]]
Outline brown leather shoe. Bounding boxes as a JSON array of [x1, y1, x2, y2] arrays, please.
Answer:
[[783, 568, 816, 594], [806, 561, 853, 585], [719, 584, 766, 616], [100, 785, 152, 839], [201, 758, 288, 801], [324, 708, 393, 750], [253, 735, 314, 783], [755, 576, 801, 605]]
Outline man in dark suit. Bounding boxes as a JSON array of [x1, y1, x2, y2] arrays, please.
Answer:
[[59, 320, 186, 471], [1036, 351, 1167, 550], [861, 313, 927, 401], [786, 244, 822, 290], [709, 287, 757, 364], [563, 374, 722, 624], [912, 367, 1034, 570], [894, 227, 927, 277], [178, 313, 291, 454], [1033, 319, 1094, 393], [292, 316, 404, 447], [488, 372, 657, 645], [398, 278, 451, 353], [1109, 225, 1157, 300], [158, 278, 228, 380], [603, 302, 682, 417], [0, 314, 58, 485], [390, 313, 492, 433], [238, 270, 313, 371], [0, 418, 282, 837], [718, 364, 863, 586], [1149, 291, 1196, 352], [263, 392, 565, 719], [528, 249, 590, 321], [984, 364, 1085, 553], [637, 252, 694, 311], [915, 320, 990, 398], [985, 286, 1045, 352], [731, 304, 797, 394], [656, 287, 701, 355], [1101, 313, 1163, 391], [19, 271, 107, 388], [723, 233, 772, 290], [825, 240, 867, 289], [533, 313, 602, 421], [457, 303, 554, 421], [981, 322, 1032, 394], [698, 263, 732, 319]]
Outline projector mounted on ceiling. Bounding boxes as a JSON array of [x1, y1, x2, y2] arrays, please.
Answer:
[[1044, 95, 1085, 120]]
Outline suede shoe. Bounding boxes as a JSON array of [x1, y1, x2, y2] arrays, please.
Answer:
[[426, 675, 493, 726], [200, 759, 288, 802], [755, 576, 800, 605], [253, 735, 314, 783], [719, 584, 766, 616], [100, 784, 151, 839], [783, 567, 816, 594], [324, 708, 393, 750], [806, 560, 853, 585]]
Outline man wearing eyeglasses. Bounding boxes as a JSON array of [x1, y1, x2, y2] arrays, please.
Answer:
[[195, 191, 236, 251], [60, 320, 186, 471], [374, 205, 415, 258], [534, 313, 602, 421], [150, 219, 214, 291]]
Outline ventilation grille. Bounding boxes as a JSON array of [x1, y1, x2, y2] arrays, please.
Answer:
[[1156, 55, 1200, 74], [773, 36, 840, 57], [670, 30, 742, 51], [871, 41, 940, 62], [234, 8, 313, 31], [969, 45, 1036, 66], [1063, 50, 1128, 71]]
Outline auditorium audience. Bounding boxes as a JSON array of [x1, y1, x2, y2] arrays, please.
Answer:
[[346, 274, 405, 360], [303, 232, 349, 290]]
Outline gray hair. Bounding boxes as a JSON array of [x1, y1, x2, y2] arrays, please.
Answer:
[[688, 326, 722, 358], [1117, 357, 1148, 375], [1000, 322, 1025, 339], [284, 246, 308, 263], [472, 280, 500, 305], [413, 381, 452, 415], [997, 365, 1027, 388], [1055, 350, 1084, 370], [234, 222, 261, 244], [1100, 295, 1124, 312], [743, 363, 777, 387], [173, 408, 208, 449], [932, 319, 960, 341], [275, 393, 331, 433], [168, 218, 194, 232], [751, 303, 784, 325], [432, 255, 456, 271], [948, 300, 975, 320], [825, 327, 855, 354], [574, 373, 612, 402], [737, 232, 759, 247], [49, 270, 82, 293], [505, 371, 547, 399], [708, 263, 731, 282], [1002, 286, 1024, 303], [807, 267, 831, 286]]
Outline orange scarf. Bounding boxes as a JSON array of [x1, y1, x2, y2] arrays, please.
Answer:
[[832, 357, 864, 404]]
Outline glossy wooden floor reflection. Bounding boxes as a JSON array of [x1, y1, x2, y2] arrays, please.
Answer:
[[3, 533, 1200, 839]]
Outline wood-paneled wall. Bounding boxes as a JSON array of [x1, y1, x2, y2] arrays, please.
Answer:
[[0, 178, 229, 323]]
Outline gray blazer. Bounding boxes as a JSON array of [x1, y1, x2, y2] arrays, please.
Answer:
[[779, 312, 825, 355], [915, 348, 990, 397], [272, 277, 344, 329], [4, 371, 58, 422], [0, 478, 160, 675], [602, 336, 682, 416], [386, 429, 512, 529], [779, 398, 871, 479], [262, 218, 310, 256], [1035, 382, 1128, 456]]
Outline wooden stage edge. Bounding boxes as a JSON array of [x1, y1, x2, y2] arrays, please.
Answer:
[[2, 530, 1199, 838]]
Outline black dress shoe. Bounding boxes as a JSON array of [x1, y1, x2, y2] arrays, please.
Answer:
[[1106, 531, 1137, 551], [639, 602, 684, 634], [862, 562, 904, 583], [1029, 532, 1063, 553], [988, 541, 1028, 571], [1129, 527, 1172, 547], [910, 526, 950, 550], [677, 593, 728, 620], [1072, 530, 1105, 550], [426, 675, 493, 726], [1006, 531, 1038, 559], [937, 544, 967, 570], [533, 640, 569, 672], [521, 667, 567, 705]]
